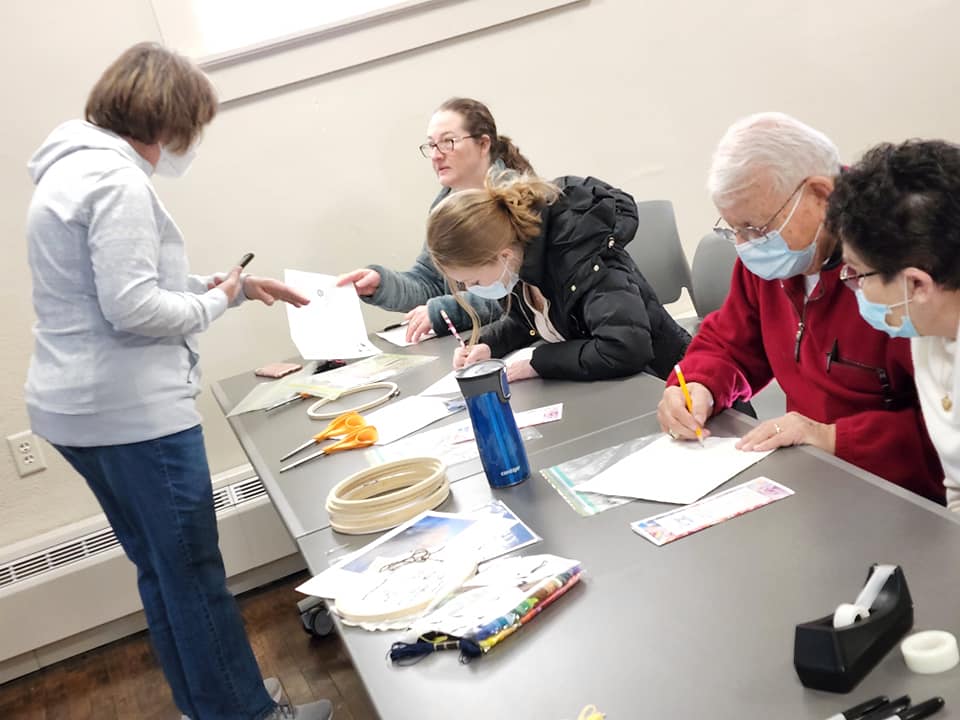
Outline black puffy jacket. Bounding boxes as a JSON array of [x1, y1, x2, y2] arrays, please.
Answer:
[[480, 176, 691, 381]]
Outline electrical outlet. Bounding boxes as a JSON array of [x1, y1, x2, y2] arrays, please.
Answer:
[[6, 430, 47, 477]]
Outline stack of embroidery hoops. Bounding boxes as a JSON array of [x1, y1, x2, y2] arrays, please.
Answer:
[[326, 457, 449, 535]]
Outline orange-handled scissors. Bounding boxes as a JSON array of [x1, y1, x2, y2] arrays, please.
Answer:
[[280, 412, 367, 462], [279, 425, 379, 473]]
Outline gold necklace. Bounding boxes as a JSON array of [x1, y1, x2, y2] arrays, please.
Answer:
[[935, 337, 954, 412]]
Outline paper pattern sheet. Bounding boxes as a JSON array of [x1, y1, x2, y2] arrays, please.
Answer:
[[631, 477, 794, 546], [296, 504, 541, 603], [576, 435, 774, 505], [284, 270, 380, 359]]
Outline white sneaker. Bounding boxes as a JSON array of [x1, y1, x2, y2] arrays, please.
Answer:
[[179, 676, 285, 719], [267, 700, 334, 720]]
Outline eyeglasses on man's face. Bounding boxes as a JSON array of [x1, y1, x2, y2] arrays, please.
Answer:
[[418, 135, 479, 158], [713, 178, 808, 244], [839, 264, 881, 292]]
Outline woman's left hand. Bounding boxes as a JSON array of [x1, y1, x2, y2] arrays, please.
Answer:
[[736, 411, 836, 454], [506, 359, 539, 383], [243, 276, 311, 307]]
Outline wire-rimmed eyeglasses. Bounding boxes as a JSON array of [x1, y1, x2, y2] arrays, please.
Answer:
[[713, 178, 808, 244], [418, 135, 479, 158]]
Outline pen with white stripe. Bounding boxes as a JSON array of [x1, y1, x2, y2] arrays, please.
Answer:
[[884, 698, 945, 720], [824, 696, 890, 720], [859, 696, 912, 720]]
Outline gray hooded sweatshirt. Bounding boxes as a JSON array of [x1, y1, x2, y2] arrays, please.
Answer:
[[25, 120, 236, 446]]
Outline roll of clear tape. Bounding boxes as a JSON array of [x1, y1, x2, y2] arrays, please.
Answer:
[[832, 603, 871, 629], [832, 564, 898, 629], [900, 630, 960, 674]]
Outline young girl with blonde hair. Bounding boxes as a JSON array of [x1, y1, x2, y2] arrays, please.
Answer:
[[428, 172, 690, 382]]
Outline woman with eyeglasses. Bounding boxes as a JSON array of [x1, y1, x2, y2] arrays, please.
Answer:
[[337, 97, 533, 343], [426, 171, 691, 382], [828, 139, 960, 511]]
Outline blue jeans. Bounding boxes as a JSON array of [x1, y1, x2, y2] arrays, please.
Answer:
[[55, 426, 276, 720]]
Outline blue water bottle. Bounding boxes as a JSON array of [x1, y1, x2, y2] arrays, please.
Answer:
[[455, 359, 530, 488]]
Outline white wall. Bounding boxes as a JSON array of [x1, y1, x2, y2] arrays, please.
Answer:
[[1, 0, 958, 547]]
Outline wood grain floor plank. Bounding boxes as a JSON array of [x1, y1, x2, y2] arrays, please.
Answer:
[[0, 573, 380, 720]]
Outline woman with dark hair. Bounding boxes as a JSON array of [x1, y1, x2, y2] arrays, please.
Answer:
[[25, 42, 329, 719], [828, 139, 960, 511], [427, 172, 691, 382], [338, 97, 533, 342]]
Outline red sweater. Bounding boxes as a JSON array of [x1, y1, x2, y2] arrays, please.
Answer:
[[670, 260, 944, 502]]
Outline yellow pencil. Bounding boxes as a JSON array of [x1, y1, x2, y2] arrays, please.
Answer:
[[674, 363, 704, 446]]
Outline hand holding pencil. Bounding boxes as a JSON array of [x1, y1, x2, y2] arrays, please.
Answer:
[[656, 365, 714, 444]]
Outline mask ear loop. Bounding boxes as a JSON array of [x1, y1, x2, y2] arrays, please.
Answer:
[[900, 273, 916, 328], [879, 273, 915, 329], [776, 183, 806, 234]]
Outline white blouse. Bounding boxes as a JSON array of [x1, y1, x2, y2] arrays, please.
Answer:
[[911, 332, 960, 511], [523, 284, 566, 343]]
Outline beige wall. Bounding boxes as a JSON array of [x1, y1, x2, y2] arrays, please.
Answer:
[[1, 0, 958, 547]]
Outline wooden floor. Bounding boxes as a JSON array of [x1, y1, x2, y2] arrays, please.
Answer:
[[0, 572, 379, 720]]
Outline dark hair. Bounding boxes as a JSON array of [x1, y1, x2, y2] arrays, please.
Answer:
[[85, 42, 218, 152], [437, 97, 534, 175], [826, 139, 960, 289]]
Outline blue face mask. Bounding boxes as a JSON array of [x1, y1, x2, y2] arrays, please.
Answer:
[[466, 260, 519, 300], [735, 186, 819, 280], [855, 275, 919, 338]]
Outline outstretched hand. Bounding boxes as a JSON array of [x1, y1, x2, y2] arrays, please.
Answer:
[[243, 276, 310, 307]]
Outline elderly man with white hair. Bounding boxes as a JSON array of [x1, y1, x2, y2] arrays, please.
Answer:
[[656, 112, 943, 502]]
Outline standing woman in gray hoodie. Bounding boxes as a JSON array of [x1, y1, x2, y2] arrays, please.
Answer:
[[25, 43, 331, 720]]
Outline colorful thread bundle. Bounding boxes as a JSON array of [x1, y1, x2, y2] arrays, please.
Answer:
[[388, 567, 582, 664]]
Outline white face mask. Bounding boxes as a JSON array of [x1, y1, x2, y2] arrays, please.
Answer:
[[154, 144, 198, 178], [466, 259, 519, 300]]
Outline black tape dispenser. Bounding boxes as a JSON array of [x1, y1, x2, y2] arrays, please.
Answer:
[[794, 564, 913, 693]]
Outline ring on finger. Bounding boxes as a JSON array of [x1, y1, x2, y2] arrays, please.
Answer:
[[669, 428, 680, 440], [774, 423, 783, 434]]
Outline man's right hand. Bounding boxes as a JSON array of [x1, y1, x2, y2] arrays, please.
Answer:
[[657, 382, 714, 441], [337, 268, 381, 297]]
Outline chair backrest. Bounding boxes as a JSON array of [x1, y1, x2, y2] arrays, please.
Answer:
[[627, 200, 694, 306], [691, 230, 738, 317]]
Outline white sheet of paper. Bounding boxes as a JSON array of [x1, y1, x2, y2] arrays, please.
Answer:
[[419, 370, 460, 397], [284, 270, 380, 359], [418, 346, 538, 398], [504, 346, 535, 364], [364, 395, 461, 445], [576, 436, 774, 505], [375, 324, 436, 347]]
